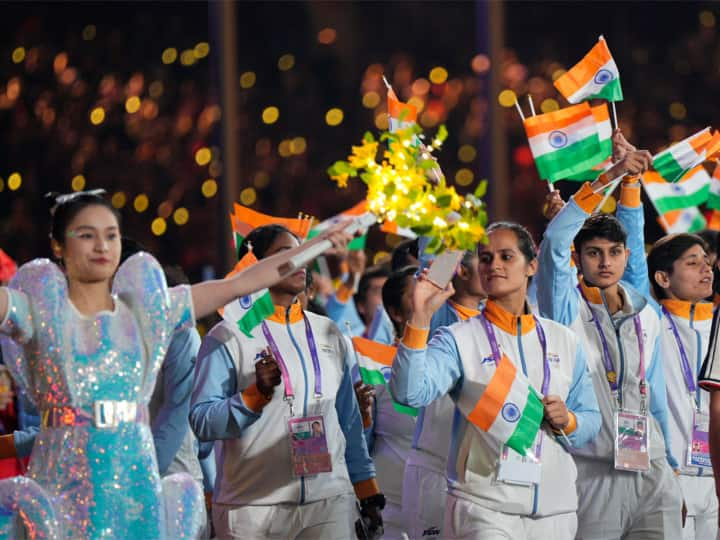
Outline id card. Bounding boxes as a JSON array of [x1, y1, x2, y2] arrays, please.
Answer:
[[614, 410, 650, 472], [497, 431, 543, 486], [288, 415, 332, 477], [686, 410, 710, 469]]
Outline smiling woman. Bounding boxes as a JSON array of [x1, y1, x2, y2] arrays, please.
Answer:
[[0, 190, 353, 538]]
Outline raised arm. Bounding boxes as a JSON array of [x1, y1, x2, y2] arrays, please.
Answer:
[[190, 228, 351, 319], [616, 179, 651, 297]]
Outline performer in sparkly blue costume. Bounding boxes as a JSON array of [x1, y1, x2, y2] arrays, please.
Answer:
[[0, 191, 350, 539]]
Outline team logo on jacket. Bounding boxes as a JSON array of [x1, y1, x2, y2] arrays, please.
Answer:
[[480, 355, 495, 366], [239, 295, 252, 309], [381, 366, 392, 382], [548, 353, 560, 364], [501, 402, 521, 423]]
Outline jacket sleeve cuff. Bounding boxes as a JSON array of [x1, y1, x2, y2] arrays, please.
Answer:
[[0, 433, 16, 459], [335, 284, 354, 304], [619, 183, 641, 208], [572, 183, 603, 214], [402, 324, 429, 350], [353, 478, 380, 500], [241, 383, 272, 413]]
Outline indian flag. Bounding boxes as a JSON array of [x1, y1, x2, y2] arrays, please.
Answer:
[[523, 102, 605, 182], [351, 336, 417, 416], [563, 104, 613, 181], [652, 128, 712, 183], [661, 208, 706, 234], [232, 204, 313, 257], [554, 36, 623, 103], [458, 354, 544, 457], [221, 251, 275, 337], [708, 163, 720, 210], [380, 220, 418, 239], [307, 200, 373, 251], [706, 209, 720, 231], [643, 168, 710, 214], [387, 86, 418, 132]]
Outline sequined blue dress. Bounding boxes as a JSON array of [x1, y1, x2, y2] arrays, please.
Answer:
[[0, 253, 203, 539]]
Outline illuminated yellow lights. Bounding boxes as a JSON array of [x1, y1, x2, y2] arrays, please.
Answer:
[[195, 147, 212, 166], [455, 168, 474, 186], [161, 48, 178, 64], [82, 25, 96, 41], [151, 217, 167, 236], [317, 28, 337, 45], [125, 96, 141, 114], [278, 54, 295, 71], [254, 171, 270, 188], [149, 81, 164, 98], [180, 49, 196, 66], [429, 66, 449, 85], [53, 52, 68, 74], [498, 89, 518, 108], [374, 113, 389, 130], [240, 71, 256, 89], [173, 207, 189, 226], [700, 10, 716, 28], [111, 191, 127, 209], [408, 96, 425, 113], [290, 137, 307, 155], [458, 145, 477, 163], [600, 195, 617, 214], [669, 102, 687, 120], [362, 91, 380, 109], [262, 106, 279, 124], [201, 179, 218, 198], [412, 78, 431, 95], [134, 194, 149, 213], [71, 175, 86, 191], [325, 108, 344, 126], [194, 42, 210, 59], [278, 140, 292, 158], [11, 47, 25, 64], [541, 99, 560, 113], [7, 173, 21, 191], [240, 187, 257, 206], [90, 107, 105, 125]]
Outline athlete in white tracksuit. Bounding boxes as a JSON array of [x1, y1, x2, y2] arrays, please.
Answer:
[[402, 299, 482, 540], [391, 222, 601, 539], [648, 233, 717, 540], [536, 177, 683, 539]]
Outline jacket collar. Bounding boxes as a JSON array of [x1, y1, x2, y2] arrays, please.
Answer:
[[267, 301, 304, 324], [660, 299, 713, 322], [449, 300, 481, 321], [579, 278, 647, 316], [484, 299, 535, 336]]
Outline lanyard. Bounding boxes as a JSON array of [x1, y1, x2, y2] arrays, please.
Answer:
[[479, 312, 550, 395], [578, 286, 645, 406], [261, 314, 323, 407], [662, 307, 699, 402]]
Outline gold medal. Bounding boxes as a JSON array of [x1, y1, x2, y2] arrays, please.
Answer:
[[607, 371, 617, 384]]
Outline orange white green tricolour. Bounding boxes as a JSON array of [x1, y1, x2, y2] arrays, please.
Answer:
[[652, 128, 712, 183], [564, 103, 613, 181], [220, 251, 274, 337], [523, 102, 605, 182], [457, 354, 544, 457], [660, 208, 706, 234], [231, 204, 313, 257], [554, 36, 623, 103], [307, 200, 372, 251], [387, 87, 418, 131], [708, 162, 720, 211], [643, 166, 710, 214], [351, 336, 417, 416]]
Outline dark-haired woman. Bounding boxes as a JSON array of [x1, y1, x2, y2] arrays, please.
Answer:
[[0, 191, 350, 539], [390, 222, 600, 539], [650, 234, 718, 539], [189, 224, 383, 540]]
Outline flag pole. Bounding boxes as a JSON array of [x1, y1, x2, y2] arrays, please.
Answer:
[[639, 174, 672, 232], [527, 94, 536, 117], [611, 101, 618, 130], [513, 96, 525, 122]]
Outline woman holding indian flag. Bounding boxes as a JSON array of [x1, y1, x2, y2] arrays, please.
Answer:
[[389, 220, 601, 539]]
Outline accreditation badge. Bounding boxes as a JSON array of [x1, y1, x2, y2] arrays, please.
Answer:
[[686, 410, 710, 469], [614, 410, 650, 472], [497, 431, 543, 486], [287, 415, 332, 478]]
